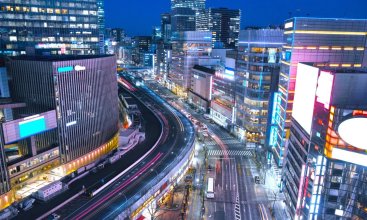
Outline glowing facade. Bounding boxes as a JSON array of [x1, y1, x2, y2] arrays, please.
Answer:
[[275, 17, 367, 166], [283, 63, 367, 219]]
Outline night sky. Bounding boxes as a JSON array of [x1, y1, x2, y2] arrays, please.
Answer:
[[105, 0, 367, 36]]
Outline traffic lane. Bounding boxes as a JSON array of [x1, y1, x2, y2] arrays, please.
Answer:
[[69, 86, 193, 219], [14, 87, 162, 220]]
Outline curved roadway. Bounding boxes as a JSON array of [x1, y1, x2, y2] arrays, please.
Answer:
[[62, 79, 195, 219]]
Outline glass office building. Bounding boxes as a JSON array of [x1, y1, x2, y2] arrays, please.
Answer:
[[235, 29, 283, 145], [274, 17, 367, 167], [196, 8, 241, 48], [171, 0, 206, 32], [0, 0, 104, 56]]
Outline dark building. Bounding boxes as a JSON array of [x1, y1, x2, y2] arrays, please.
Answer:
[[196, 8, 241, 48], [283, 63, 367, 219], [7, 55, 119, 163], [161, 13, 172, 43], [132, 36, 152, 65], [0, 0, 105, 56], [171, 0, 206, 32]]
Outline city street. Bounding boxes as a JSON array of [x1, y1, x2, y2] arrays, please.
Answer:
[[147, 80, 286, 220]]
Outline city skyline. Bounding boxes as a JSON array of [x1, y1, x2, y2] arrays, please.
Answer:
[[105, 0, 367, 35]]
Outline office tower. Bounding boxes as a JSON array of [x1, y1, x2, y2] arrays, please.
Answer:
[[156, 42, 172, 79], [283, 63, 367, 219], [152, 26, 162, 43], [0, 0, 104, 56], [111, 28, 125, 43], [274, 18, 367, 167], [132, 36, 152, 65], [197, 8, 241, 48], [97, 0, 105, 54], [171, 0, 206, 32], [235, 29, 283, 146], [161, 13, 172, 43], [168, 31, 212, 97]]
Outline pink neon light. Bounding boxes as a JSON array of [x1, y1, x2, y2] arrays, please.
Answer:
[[316, 71, 334, 110]]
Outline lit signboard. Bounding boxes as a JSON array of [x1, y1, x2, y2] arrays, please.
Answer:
[[332, 147, 367, 167], [57, 66, 73, 73], [215, 69, 235, 81], [316, 71, 334, 109], [292, 63, 319, 135], [285, 22, 293, 29], [338, 117, 367, 150], [19, 116, 46, 138], [268, 48, 277, 63], [2, 110, 57, 144], [74, 65, 86, 71], [58, 65, 86, 73]]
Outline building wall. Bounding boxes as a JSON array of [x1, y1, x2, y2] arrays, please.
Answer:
[[236, 29, 283, 145], [275, 18, 367, 166], [0, 0, 103, 55], [169, 31, 212, 94]]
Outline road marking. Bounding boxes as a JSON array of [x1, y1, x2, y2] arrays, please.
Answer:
[[207, 150, 254, 157]]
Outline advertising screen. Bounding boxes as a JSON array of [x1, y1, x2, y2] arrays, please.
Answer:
[[316, 71, 334, 110], [292, 63, 319, 135], [2, 110, 57, 144], [268, 48, 277, 63], [19, 117, 46, 138]]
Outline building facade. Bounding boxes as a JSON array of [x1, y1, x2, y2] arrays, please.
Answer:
[[168, 31, 212, 96], [196, 8, 241, 48], [188, 65, 214, 112], [8, 55, 119, 163], [235, 29, 283, 146], [0, 0, 104, 56], [274, 18, 367, 167], [171, 0, 206, 32], [161, 13, 172, 43], [283, 63, 367, 219]]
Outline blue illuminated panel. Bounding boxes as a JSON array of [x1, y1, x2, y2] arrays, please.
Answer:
[[57, 66, 73, 73], [19, 117, 46, 138]]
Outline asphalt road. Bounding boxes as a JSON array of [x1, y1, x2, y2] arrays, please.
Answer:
[[146, 80, 273, 220], [60, 78, 195, 219]]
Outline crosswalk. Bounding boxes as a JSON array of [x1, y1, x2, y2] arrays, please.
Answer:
[[207, 150, 253, 157]]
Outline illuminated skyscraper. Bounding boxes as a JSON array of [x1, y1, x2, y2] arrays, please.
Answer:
[[0, 0, 105, 56], [283, 63, 367, 219], [171, 0, 206, 32], [196, 8, 241, 48], [274, 18, 367, 167]]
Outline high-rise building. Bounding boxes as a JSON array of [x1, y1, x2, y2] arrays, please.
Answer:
[[283, 63, 367, 219], [97, 0, 105, 54], [171, 0, 206, 32], [132, 36, 152, 65], [235, 29, 283, 146], [111, 28, 125, 43], [168, 31, 212, 97], [0, 0, 104, 56], [274, 18, 367, 167], [161, 13, 172, 43], [196, 8, 241, 48]]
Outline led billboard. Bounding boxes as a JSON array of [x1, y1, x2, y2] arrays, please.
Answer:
[[2, 110, 57, 144], [316, 71, 334, 110], [292, 63, 319, 135], [332, 147, 367, 167], [338, 117, 367, 150]]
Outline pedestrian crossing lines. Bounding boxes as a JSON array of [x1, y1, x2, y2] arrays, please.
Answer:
[[207, 150, 253, 157]]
